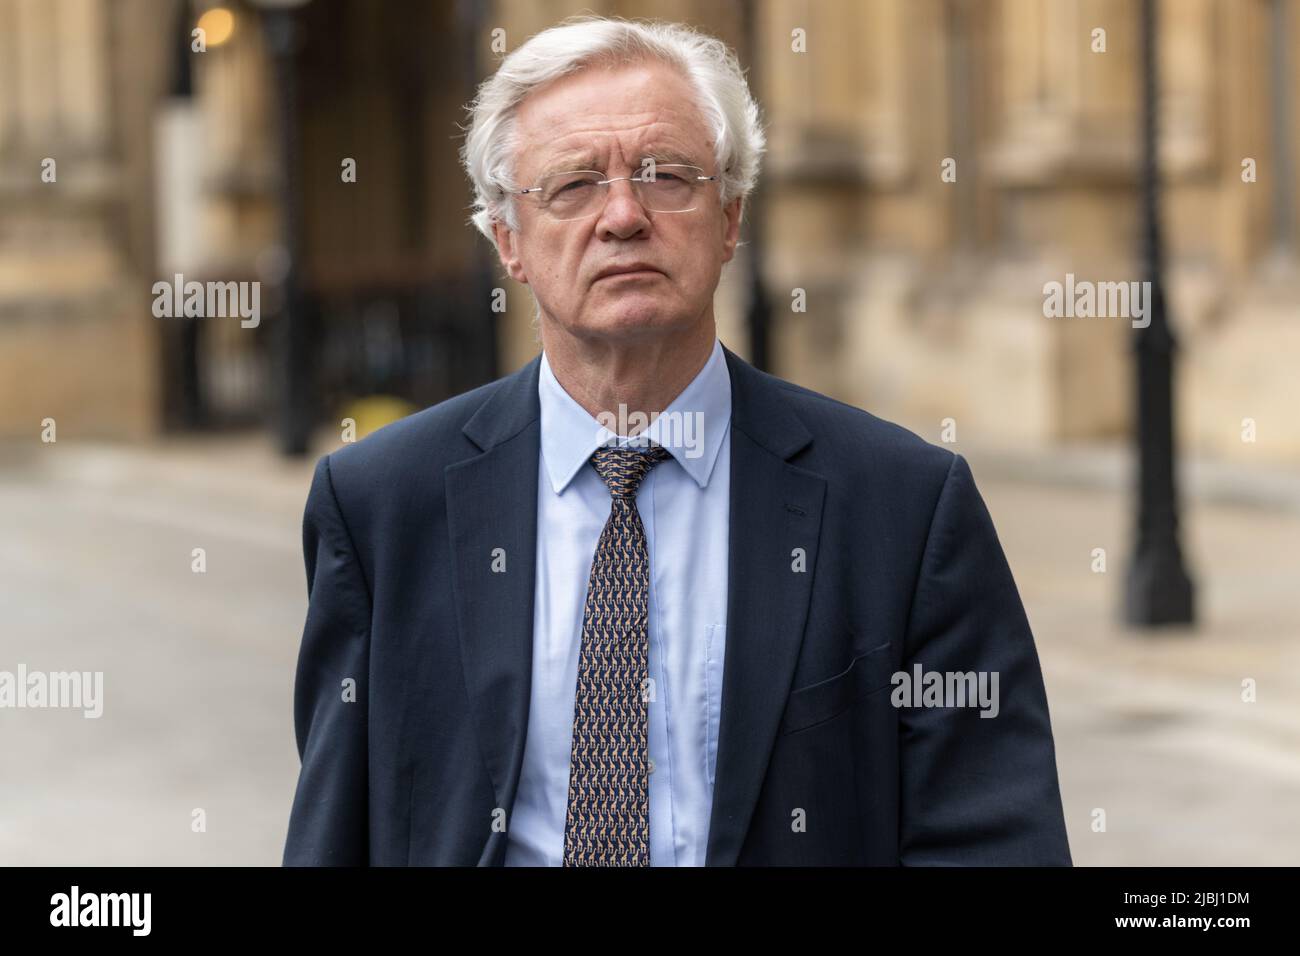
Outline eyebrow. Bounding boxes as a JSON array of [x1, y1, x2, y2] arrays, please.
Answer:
[[535, 149, 701, 179]]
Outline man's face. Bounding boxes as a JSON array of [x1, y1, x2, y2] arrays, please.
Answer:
[[492, 60, 743, 347]]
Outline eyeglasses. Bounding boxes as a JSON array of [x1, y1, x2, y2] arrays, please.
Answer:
[[506, 164, 720, 222]]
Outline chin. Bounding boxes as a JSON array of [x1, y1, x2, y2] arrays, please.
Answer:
[[583, 300, 687, 338]]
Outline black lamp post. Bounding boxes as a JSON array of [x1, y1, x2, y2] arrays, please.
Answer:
[[252, 0, 313, 456], [1125, 0, 1196, 627]]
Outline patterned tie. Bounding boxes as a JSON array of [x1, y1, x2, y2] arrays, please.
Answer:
[[563, 442, 673, 866]]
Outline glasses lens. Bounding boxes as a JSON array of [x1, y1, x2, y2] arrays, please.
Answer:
[[634, 165, 701, 212], [538, 171, 603, 219]]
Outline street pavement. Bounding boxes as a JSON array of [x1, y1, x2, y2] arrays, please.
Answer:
[[1, 434, 1296, 865]]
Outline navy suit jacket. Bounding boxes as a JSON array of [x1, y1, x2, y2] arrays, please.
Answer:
[[283, 346, 1071, 866]]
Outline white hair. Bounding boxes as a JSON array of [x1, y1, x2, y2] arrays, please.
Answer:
[[458, 14, 767, 243]]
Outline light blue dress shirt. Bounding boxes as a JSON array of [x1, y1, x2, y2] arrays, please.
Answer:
[[503, 337, 732, 866]]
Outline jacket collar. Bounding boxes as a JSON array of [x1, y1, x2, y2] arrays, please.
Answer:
[[461, 342, 812, 463]]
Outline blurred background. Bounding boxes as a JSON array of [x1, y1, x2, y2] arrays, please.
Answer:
[[1, 0, 1298, 865]]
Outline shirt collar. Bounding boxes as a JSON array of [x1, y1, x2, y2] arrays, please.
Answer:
[[538, 337, 732, 494]]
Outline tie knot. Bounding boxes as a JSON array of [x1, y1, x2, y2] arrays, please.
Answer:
[[590, 443, 672, 499]]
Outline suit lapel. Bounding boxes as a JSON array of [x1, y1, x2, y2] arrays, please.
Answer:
[[706, 349, 826, 866], [444, 356, 542, 866]]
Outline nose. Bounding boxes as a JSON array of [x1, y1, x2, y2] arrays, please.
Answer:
[[595, 178, 651, 240]]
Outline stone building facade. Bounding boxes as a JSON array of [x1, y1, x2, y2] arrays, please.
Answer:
[[2, 0, 1296, 463]]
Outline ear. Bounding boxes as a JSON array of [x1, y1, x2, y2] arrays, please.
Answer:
[[719, 196, 743, 265], [492, 218, 530, 285]]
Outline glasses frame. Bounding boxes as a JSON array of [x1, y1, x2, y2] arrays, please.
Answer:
[[504, 164, 721, 222]]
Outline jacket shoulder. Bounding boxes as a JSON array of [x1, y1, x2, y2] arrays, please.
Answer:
[[760, 370, 956, 480], [321, 370, 521, 495]]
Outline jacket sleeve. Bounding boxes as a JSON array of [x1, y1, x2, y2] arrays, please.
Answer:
[[283, 454, 372, 865], [898, 452, 1072, 865]]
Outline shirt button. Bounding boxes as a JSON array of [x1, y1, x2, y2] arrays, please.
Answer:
[[647, 757, 656, 775]]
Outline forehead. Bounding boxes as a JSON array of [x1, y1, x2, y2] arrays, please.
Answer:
[[513, 60, 713, 180]]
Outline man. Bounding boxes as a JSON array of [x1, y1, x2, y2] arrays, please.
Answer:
[[283, 15, 1071, 866]]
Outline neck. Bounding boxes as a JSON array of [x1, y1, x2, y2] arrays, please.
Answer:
[[541, 319, 716, 436]]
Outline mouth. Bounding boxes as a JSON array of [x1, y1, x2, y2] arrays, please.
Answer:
[[594, 266, 664, 282]]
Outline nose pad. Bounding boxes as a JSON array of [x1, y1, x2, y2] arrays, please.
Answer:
[[602, 178, 648, 218], [594, 180, 651, 237]]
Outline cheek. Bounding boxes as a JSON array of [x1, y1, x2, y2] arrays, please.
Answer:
[[526, 237, 581, 290], [677, 231, 724, 283]]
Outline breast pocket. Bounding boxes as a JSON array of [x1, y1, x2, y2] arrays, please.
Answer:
[[778, 640, 894, 736]]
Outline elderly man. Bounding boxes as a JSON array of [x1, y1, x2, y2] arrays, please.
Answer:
[[283, 15, 1071, 867]]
